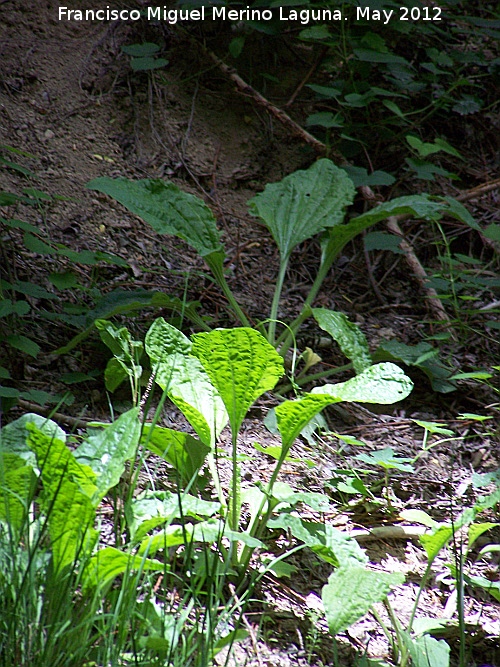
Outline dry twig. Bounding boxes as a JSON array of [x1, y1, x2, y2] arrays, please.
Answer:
[[183, 33, 459, 326]]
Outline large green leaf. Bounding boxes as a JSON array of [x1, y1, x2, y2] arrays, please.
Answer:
[[323, 567, 405, 636], [0, 452, 35, 533], [154, 354, 228, 448], [141, 424, 210, 485], [312, 308, 372, 374], [55, 290, 204, 354], [403, 632, 450, 667], [74, 408, 141, 502], [312, 362, 413, 404], [0, 413, 65, 468], [82, 546, 166, 592], [27, 425, 97, 573], [248, 159, 355, 261], [275, 393, 340, 451], [139, 518, 264, 556], [86, 177, 223, 258], [127, 489, 220, 542], [349, 195, 447, 227], [145, 317, 192, 364], [191, 328, 284, 434], [268, 513, 368, 567], [146, 320, 227, 447]]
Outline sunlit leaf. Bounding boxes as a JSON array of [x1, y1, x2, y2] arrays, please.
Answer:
[[313, 308, 372, 373], [191, 328, 283, 434], [248, 159, 355, 261], [323, 567, 404, 636], [312, 363, 413, 404]]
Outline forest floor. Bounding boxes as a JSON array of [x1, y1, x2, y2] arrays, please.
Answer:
[[0, 2, 499, 665]]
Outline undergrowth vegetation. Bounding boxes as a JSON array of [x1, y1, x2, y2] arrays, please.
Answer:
[[1, 1, 499, 665]]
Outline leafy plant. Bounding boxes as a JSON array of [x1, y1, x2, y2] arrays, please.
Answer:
[[87, 159, 472, 375], [122, 42, 169, 71]]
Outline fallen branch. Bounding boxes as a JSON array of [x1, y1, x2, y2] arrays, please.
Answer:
[[350, 524, 429, 543], [17, 398, 93, 430], [456, 176, 500, 203], [180, 33, 471, 327], [385, 216, 453, 327], [181, 29, 342, 161]]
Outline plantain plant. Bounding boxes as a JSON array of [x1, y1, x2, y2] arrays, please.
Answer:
[[87, 159, 476, 366]]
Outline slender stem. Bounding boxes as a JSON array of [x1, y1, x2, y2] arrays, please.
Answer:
[[206, 453, 225, 509], [275, 362, 353, 395], [279, 220, 378, 355], [230, 430, 239, 533], [268, 258, 289, 346], [278, 237, 344, 355], [206, 254, 251, 327]]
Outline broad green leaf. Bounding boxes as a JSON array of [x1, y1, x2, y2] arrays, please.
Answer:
[[122, 42, 160, 57], [83, 546, 166, 592], [55, 246, 128, 266], [48, 271, 80, 290], [406, 135, 461, 158], [400, 509, 438, 530], [419, 526, 454, 561], [373, 340, 457, 393], [312, 362, 413, 404], [306, 111, 344, 128], [323, 566, 404, 636], [312, 308, 372, 374], [9, 280, 56, 300], [467, 522, 498, 550], [350, 195, 446, 227], [403, 632, 450, 667], [364, 231, 404, 254], [0, 452, 34, 532], [141, 425, 210, 485], [342, 166, 395, 187], [412, 420, 454, 436], [139, 518, 264, 556], [86, 177, 223, 259], [130, 56, 169, 71], [275, 393, 340, 451], [269, 482, 332, 512], [74, 408, 141, 502], [6, 334, 40, 358], [0, 387, 19, 398], [154, 354, 228, 448], [442, 196, 480, 230], [459, 571, 500, 603], [127, 489, 220, 542], [248, 159, 355, 261], [191, 328, 283, 434], [95, 319, 143, 360], [356, 447, 414, 472], [27, 425, 97, 573], [0, 298, 30, 317], [484, 223, 500, 241], [0, 413, 65, 467], [405, 158, 454, 180], [354, 48, 408, 64], [145, 317, 191, 364], [103, 357, 129, 393], [23, 232, 56, 255], [268, 513, 368, 567], [56, 290, 204, 354]]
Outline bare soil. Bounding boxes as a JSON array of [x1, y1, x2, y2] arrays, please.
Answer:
[[0, 2, 499, 665]]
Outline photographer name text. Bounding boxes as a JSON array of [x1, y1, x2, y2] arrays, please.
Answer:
[[58, 5, 443, 26]]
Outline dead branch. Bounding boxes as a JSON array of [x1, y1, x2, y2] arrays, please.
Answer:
[[180, 33, 480, 328]]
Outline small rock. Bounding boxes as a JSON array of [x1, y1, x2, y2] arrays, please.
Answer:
[[44, 129, 55, 140]]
